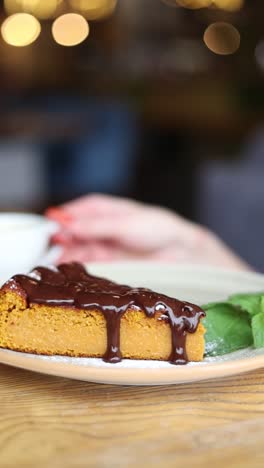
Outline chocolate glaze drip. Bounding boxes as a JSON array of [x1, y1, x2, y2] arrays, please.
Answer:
[[7, 262, 205, 364]]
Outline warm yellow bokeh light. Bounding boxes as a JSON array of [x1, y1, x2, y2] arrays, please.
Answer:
[[69, 0, 117, 20], [161, 0, 179, 6], [21, 0, 60, 19], [212, 0, 244, 12], [4, 0, 21, 15], [204, 22, 240, 55], [4, 0, 61, 18], [1, 13, 41, 47], [52, 13, 89, 47], [176, 0, 211, 9]]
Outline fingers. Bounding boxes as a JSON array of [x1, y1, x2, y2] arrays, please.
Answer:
[[49, 204, 196, 252], [46, 194, 148, 248], [46, 194, 204, 256], [46, 207, 73, 225], [56, 194, 139, 218], [51, 231, 74, 245], [63, 216, 132, 245], [60, 212, 173, 251]]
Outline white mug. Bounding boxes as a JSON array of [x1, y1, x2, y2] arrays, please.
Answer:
[[0, 213, 58, 284]]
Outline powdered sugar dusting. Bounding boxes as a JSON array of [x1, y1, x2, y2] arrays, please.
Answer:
[[19, 347, 264, 369]]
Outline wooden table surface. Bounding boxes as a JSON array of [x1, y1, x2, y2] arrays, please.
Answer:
[[0, 364, 263, 468]]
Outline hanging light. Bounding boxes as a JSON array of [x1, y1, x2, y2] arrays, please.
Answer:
[[1, 13, 41, 47], [52, 13, 89, 46]]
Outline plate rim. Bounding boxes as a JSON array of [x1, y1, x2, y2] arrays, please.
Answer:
[[0, 347, 263, 386], [87, 261, 264, 281]]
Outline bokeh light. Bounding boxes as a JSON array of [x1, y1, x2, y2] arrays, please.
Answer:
[[4, 0, 17, 15], [255, 41, 264, 71], [203, 22, 240, 55], [161, 0, 180, 7], [52, 13, 89, 47], [212, 0, 244, 12], [1, 13, 41, 47], [4, 0, 20, 15], [4, 0, 61, 19], [21, 0, 60, 19], [69, 0, 117, 20], [176, 0, 212, 9]]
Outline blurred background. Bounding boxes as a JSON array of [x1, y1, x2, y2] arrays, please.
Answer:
[[0, 0, 264, 269]]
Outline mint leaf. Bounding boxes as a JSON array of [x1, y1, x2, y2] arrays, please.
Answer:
[[203, 303, 253, 356], [228, 292, 264, 316], [261, 297, 264, 314], [252, 312, 264, 348]]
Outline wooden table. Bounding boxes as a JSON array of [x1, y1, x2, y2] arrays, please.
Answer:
[[0, 364, 263, 467]]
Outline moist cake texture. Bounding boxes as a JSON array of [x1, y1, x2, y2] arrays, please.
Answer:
[[0, 263, 205, 364]]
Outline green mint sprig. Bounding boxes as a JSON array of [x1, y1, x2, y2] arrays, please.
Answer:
[[202, 291, 264, 356]]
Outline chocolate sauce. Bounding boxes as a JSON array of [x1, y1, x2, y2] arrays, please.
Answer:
[[8, 263, 205, 364]]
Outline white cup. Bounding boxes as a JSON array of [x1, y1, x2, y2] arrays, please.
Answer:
[[0, 213, 58, 284]]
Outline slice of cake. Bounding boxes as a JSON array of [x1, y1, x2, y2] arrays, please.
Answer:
[[0, 262, 205, 364]]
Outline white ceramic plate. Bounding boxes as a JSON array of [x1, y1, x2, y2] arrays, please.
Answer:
[[0, 263, 263, 385]]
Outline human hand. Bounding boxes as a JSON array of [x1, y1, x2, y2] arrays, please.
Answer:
[[46, 194, 250, 271]]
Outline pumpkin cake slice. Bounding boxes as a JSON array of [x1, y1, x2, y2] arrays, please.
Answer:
[[0, 262, 205, 364]]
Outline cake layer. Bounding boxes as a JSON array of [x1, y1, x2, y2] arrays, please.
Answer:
[[0, 263, 206, 364], [0, 290, 205, 362]]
